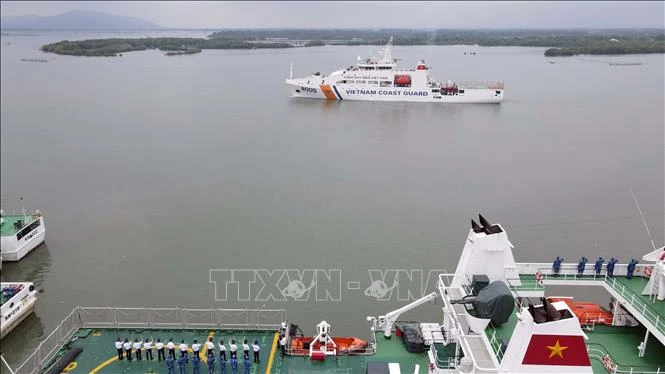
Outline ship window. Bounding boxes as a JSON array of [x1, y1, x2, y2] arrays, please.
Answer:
[[368, 81, 378, 85], [496, 90, 501, 95], [432, 89, 440, 93], [357, 80, 366, 84], [380, 81, 392, 87], [16, 219, 40, 241], [458, 89, 465, 94]]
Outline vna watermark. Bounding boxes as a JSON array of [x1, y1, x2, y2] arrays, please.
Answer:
[[209, 268, 444, 302]]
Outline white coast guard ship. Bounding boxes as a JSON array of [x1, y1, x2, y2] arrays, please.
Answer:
[[0, 207, 46, 261], [285, 37, 504, 103]]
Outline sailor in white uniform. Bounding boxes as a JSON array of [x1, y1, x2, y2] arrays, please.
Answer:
[[144, 338, 154, 360], [115, 338, 124, 360], [280, 334, 287, 357], [230, 339, 238, 359], [252, 340, 260, 363], [242, 339, 250, 358], [180, 339, 189, 359], [167, 338, 176, 359], [192, 339, 201, 359], [156, 338, 166, 361], [133, 338, 143, 360], [123, 338, 133, 361], [206, 337, 215, 355], [219, 339, 227, 360]]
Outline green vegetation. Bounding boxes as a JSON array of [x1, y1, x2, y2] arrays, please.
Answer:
[[40, 37, 292, 56], [544, 40, 665, 56], [40, 29, 665, 57], [165, 48, 202, 56], [304, 40, 325, 47]]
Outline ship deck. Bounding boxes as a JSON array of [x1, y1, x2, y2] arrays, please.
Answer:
[[485, 273, 665, 373], [33, 327, 428, 373], [0, 214, 37, 236]]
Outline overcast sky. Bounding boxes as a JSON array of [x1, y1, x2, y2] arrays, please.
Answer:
[[1, 1, 664, 29]]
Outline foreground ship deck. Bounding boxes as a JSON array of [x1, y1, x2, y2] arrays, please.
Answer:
[[4, 216, 663, 373]]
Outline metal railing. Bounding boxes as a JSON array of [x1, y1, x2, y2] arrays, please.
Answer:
[[587, 347, 663, 374], [604, 277, 664, 337], [11, 306, 286, 374]]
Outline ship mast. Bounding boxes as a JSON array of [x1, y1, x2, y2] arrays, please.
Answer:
[[379, 36, 394, 64]]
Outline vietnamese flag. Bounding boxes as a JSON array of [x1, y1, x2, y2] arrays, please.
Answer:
[[522, 334, 591, 366]]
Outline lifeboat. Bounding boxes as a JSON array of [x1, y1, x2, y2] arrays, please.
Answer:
[[394, 74, 411, 86], [548, 297, 614, 326], [288, 336, 368, 356]]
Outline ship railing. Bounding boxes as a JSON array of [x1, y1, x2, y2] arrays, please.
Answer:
[[11, 306, 286, 374], [587, 347, 663, 374], [517, 263, 664, 337], [456, 81, 504, 89], [429, 343, 459, 369]]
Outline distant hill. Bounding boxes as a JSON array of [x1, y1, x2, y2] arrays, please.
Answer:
[[0, 9, 162, 30]]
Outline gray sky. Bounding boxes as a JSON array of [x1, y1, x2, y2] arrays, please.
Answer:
[[1, 1, 664, 29]]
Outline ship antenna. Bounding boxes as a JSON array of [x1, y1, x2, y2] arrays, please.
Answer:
[[20, 196, 26, 220], [630, 188, 657, 251]]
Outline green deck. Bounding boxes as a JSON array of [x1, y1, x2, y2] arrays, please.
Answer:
[[0, 214, 36, 236], [41, 328, 429, 374]]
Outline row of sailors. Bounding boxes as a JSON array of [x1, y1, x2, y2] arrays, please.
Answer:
[[166, 352, 253, 374], [115, 337, 260, 363]]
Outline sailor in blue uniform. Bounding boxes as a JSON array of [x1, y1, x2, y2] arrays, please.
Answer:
[[594, 256, 605, 276], [192, 354, 201, 374], [552, 256, 563, 276], [607, 257, 618, 277], [230, 356, 238, 374], [627, 258, 639, 279], [577, 256, 588, 275], [243, 354, 251, 374], [166, 354, 175, 374], [207, 352, 216, 374], [177, 354, 187, 374], [219, 354, 227, 374]]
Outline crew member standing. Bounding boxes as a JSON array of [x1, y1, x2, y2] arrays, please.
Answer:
[[134, 338, 143, 360], [230, 339, 238, 359], [192, 339, 201, 360], [243, 354, 251, 374], [166, 354, 175, 374], [167, 338, 176, 359], [180, 339, 189, 360], [207, 351, 216, 374], [206, 336, 215, 355], [252, 340, 260, 363], [242, 339, 250, 358], [115, 338, 124, 360], [156, 338, 166, 361], [177, 354, 187, 374], [144, 338, 154, 360], [124, 338, 132, 361], [280, 334, 287, 358], [219, 339, 227, 361]]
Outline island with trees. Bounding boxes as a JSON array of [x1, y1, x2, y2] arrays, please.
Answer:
[[40, 29, 664, 57]]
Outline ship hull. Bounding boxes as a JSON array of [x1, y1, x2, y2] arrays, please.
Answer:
[[286, 80, 503, 104], [0, 216, 46, 261]]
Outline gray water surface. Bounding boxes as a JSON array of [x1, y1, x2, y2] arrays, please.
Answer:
[[1, 31, 663, 367]]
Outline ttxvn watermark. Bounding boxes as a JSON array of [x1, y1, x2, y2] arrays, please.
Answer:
[[209, 269, 444, 302]]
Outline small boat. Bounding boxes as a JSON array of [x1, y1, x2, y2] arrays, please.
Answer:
[[0, 208, 46, 261], [1, 282, 38, 339]]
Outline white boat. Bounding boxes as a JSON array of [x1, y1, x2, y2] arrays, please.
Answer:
[[285, 37, 504, 103], [1, 282, 38, 339], [0, 209, 46, 261]]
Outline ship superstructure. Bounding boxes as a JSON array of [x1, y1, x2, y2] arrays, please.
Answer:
[[285, 37, 504, 103]]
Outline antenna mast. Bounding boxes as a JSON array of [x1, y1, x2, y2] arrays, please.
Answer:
[[630, 188, 657, 251]]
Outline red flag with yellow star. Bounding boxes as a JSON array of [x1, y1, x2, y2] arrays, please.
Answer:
[[522, 334, 591, 366]]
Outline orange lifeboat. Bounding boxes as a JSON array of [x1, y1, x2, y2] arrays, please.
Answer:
[[394, 75, 412, 87], [548, 297, 614, 326]]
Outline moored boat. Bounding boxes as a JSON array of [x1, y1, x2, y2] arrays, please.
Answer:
[[1, 282, 38, 339], [0, 208, 46, 261]]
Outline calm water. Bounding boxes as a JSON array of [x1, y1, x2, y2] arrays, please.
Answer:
[[1, 30, 663, 367]]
